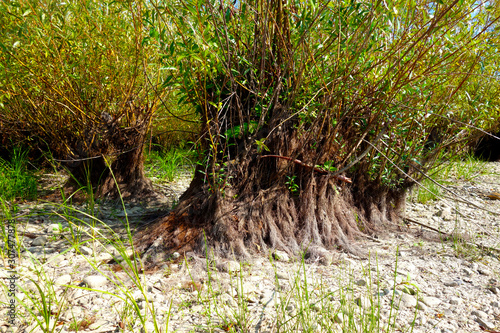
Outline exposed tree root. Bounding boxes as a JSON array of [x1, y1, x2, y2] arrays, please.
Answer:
[[135, 122, 407, 267], [64, 146, 156, 200], [135, 172, 405, 267]]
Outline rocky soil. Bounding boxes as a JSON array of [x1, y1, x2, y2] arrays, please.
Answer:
[[2, 162, 500, 333]]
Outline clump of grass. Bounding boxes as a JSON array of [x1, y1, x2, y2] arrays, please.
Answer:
[[413, 153, 490, 204], [447, 154, 490, 182], [1, 200, 170, 333], [0, 146, 37, 201], [431, 153, 490, 183], [145, 147, 196, 182], [414, 178, 442, 204]]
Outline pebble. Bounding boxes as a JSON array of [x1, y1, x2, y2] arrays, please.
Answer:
[[219, 260, 241, 273], [471, 309, 488, 320], [399, 293, 417, 308], [436, 207, 453, 220], [334, 311, 345, 323], [444, 280, 459, 287], [420, 296, 441, 307], [31, 236, 47, 246], [273, 250, 290, 262], [80, 246, 93, 256], [462, 267, 474, 276], [354, 296, 371, 309], [82, 275, 108, 289], [319, 252, 334, 265], [141, 322, 156, 333], [355, 279, 367, 286], [475, 317, 495, 330], [46, 223, 62, 233], [478, 267, 492, 276], [55, 274, 72, 286], [416, 301, 428, 312], [88, 319, 108, 330]]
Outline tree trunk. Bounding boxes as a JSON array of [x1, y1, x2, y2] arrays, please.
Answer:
[[135, 122, 407, 265], [63, 110, 154, 199], [134, 0, 412, 265], [66, 147, 152, 199]]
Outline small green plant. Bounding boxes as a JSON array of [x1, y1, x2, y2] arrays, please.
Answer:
[[450, 154, 489, 181], [413, 240, 424, 247], [145, 147, 196, 182], [319, 161, 338, 173], [0, 146, 37, 202], [285, 175, 299, 194], [15, 275, 69, 333], [414, 178, 441, 204], [431, 153, 490, 183], [413, 153, 490, 204]]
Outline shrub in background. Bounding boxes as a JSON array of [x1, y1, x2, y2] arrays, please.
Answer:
[[0, 0, 169, 198]]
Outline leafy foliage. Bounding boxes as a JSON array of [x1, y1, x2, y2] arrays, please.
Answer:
[[0, 0, 162, 173], [149, 0, 500, 192]]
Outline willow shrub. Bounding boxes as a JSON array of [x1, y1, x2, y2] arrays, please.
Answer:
[[132, 0, 500, 259], [149, 0, 500, 189], [0, 0, 171, 196]]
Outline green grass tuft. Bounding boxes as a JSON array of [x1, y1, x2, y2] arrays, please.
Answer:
[[415, 178, 442, 204], [145, 147, 196, 182], [0, 147, 38, 201]]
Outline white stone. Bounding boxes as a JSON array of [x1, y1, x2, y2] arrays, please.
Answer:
[[31, 236, 47, 246], [141, 321, 157, 333], [334, 311, 345, 323], [400, 293, 418, 307], [475, 317, 495, 330], [88, 319, 109, 330], [97, 252, 113, 261], [46, 224, 62, 233], [80, 246, 93, 256], [436, 207, 453, 220], [355, 296, 371, 309], [414, 314, 427, 326], [82, 275, 108, 289], [54, 274, 71, 286], [444, 280, 459, 287], [420, 296, 441, 307], [273, 250, 290, 262], [416, 301, 428, 312], [471, 309, 488, 320], [219, 260, 241, 273], [462, 267, 474, 276]]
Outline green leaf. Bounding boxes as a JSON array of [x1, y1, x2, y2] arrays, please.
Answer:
[[190, 54, 203, 63]]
